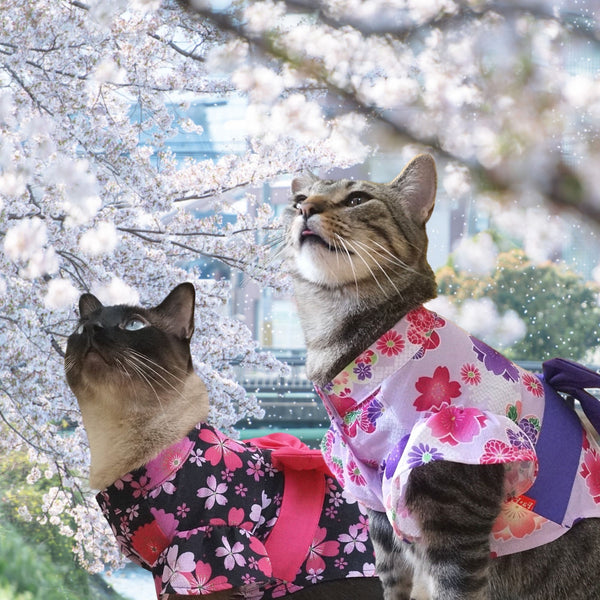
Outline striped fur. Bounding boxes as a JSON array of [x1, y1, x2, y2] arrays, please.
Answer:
[[283, 154, 600, 599]]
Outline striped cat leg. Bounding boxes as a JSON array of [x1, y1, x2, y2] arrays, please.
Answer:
[[367, 509, 414, 600], [405, 462, 505, 600], [407, 552, 432, 600]]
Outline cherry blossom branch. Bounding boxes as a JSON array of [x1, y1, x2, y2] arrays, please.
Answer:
[[177, 0, 600, 224]]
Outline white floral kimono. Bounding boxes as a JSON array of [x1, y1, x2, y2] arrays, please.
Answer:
[[315, 306, 600, 557]]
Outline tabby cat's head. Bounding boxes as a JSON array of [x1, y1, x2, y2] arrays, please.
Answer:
[[283, 154, 438, 301], [65, 283, 196, 407]]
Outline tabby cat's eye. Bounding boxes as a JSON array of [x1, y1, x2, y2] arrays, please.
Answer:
[[293, 194, 307, 208], [344, 192, 372, 207], [122, 318, 147, 331]]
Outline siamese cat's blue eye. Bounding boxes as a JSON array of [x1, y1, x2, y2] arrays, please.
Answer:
[[123, 318, 147, 331]]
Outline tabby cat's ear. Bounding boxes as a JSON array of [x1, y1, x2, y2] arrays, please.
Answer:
[[155, 282, 195, 340], [79, 294, 103, 319], [291, 172, 318, 194], [390, 154, 437, 225]]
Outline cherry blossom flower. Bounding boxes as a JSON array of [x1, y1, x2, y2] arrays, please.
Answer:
[[197, 475, 228, 509], [161, 546, 197, 590], [182, 560, 231, 595], [235, 483, 248, 497], [271, 581, 303, 598], [199, 428, 245, 471], [355, 349, 376, 365], [44, 278, 79, 310], [130, 475, 151, 499], [327, 388, 357, 415], [248, 536, 272, 575], [348, 562, 377, 578], [79, 222, 119, 257], [246, 459, 265, 482], [305, 568, 324, 584], [325, 506, 338, 519], [209, 507, 253, 532], [188, 448, 206, 466], [427, 405, 488, 446], [215, 536, 246, 570], [492, 498, 547, 542], [414, 366, 461, 412], [306, 527, 340, 573], [338, 523, 368, 554]]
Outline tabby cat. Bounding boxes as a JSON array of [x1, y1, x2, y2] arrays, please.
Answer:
[[283, 154, 600, 600], [64, 283, 383, 600]]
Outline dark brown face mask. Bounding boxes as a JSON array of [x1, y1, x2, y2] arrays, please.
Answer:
[[65, 282, 196, 400]]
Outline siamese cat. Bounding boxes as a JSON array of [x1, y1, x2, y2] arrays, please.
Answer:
[[65, 283, 383, 600]]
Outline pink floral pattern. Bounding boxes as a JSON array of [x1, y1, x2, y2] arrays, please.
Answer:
[[406, 306, 445, 351], [522, 372, 544, 397], [97, 424, 376, 598], [492, 498, 547, 542], [181, 560, 231, 594], [306, 527, 340, 573], [314, 305, 600, 558], [376, 330, 405, 356], [426, 405, 487, 446], [414, 366, 461, 412], [199, 427, 246, 471], [460, 363, 481, 385], [580, 446, 600, 502]]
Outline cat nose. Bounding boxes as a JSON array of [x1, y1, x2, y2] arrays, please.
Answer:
[[298, 200, 323, 219]]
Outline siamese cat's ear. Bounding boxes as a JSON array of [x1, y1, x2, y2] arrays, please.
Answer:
[[156, 282, 195, 340], [291, 171, 318, 194], [390, 154, 437, 225], [79, 294, 103, 319]]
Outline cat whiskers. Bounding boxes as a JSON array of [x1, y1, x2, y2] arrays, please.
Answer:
[[64, 355, 76, 376], [333, 234, 360, 300], [124, 350, 186, 392], [367, 239, 429, 279], [116, 353, 165, 412], [340, 237, 400, 298], [113, 355, 144, 406]]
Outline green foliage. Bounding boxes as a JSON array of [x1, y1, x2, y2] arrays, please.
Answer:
[[0, 450, 77, 569], [0, 450, 124, 600], [0, 582, 33, 600], [437, 249, 600, 361], [0, 521, 76, 600]]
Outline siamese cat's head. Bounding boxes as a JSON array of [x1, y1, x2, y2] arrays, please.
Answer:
[[65, 282, 196, 407]]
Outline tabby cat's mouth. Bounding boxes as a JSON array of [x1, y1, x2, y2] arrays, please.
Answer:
[[300, 229, 335, 251]]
